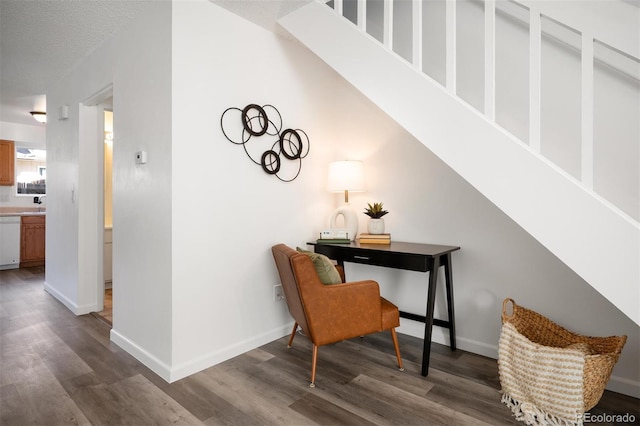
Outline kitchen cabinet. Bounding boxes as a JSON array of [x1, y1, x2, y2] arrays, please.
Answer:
[[20, 215, 45, 267], [0, 140, 15, 186]]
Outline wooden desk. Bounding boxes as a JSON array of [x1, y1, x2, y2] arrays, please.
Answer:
[[308, 241, 460, 376]]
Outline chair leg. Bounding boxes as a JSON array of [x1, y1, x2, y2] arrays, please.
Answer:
[[287, 322, 298, 348], [390, 328, 404, 371], [310, 344, 318, 388]]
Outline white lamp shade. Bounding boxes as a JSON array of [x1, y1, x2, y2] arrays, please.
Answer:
[[327, 160, 365, 192]]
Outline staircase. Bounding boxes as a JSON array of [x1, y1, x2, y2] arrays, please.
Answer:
[[278, 0, 640, 325]]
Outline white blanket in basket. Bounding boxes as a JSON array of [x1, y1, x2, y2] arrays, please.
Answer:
[[498, 322, 585, 426]]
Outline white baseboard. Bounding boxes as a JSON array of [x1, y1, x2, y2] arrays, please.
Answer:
[[167, 323, 294, 382], [110, 323, 294, 384], [606, 374, 640, 399], [110, 328, 173, 382], [43, 281, 76, 312], [398, 319, 639, 399], [43, 281, 97, 315], [0, 264, 19, 271]]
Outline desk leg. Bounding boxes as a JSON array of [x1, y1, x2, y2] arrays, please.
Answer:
[[444, 253, 456, 351], [421, 256, 440, 376]]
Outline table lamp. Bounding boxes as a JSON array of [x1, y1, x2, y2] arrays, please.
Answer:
[[327, 160, 365, 240]]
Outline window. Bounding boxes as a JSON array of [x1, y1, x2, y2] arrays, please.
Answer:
[[16, 147, 46, 195]]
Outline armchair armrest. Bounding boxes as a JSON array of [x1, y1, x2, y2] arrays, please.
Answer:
[[306, 280, 383, 345], [291, 253, 384, 345]]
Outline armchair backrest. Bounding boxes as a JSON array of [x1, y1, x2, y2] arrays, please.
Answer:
[[271, 244, 317, 338]]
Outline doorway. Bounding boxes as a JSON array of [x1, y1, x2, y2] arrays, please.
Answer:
[[82, 85, 114, 326], [96, 107, 114, 325]]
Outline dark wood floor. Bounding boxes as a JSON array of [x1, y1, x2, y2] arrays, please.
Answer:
[[1, 267, 638, 425]]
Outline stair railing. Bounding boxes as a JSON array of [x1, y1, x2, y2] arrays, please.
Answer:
[[325, 0, 639, 223]]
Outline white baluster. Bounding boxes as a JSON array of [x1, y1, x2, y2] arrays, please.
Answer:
[[412, 0, 423, 71], [484, 0, 496, 122], [357, 0, 366, 31], [446, 0, 456, 95], [529, 6, 541, 152], [383, 0, 393, 50], [334, 0, 343, 16]]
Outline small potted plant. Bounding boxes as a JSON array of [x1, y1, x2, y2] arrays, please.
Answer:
[[363, 202, 389, 234]]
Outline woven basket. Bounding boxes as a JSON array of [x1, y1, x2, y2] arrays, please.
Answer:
[[498, 298, 626, 424]]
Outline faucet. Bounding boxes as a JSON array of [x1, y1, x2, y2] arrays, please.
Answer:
[[34, 195, 46, 211]]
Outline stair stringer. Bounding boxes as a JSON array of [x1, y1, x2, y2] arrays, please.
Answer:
[[278, 1, 639, 325]]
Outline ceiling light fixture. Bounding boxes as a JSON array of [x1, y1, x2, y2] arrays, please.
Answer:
[[30, 111, 47, 124]]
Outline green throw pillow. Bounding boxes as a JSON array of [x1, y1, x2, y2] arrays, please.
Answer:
[[296, 247, 343, 285]]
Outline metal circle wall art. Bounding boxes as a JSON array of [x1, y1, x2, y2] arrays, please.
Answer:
[[221, 103, 310, 182]]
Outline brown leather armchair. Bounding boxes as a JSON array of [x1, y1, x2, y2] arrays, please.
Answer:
[[271, 244, 403, 387]]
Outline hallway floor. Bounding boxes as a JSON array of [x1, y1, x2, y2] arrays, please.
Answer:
[[92, 288, 112, 326], [1, 267, 638, 425]]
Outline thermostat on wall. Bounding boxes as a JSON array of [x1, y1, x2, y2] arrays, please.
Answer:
[[135, 151, 147, 164]]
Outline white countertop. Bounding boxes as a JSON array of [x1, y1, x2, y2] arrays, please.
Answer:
[[0, 207, 46, 217]]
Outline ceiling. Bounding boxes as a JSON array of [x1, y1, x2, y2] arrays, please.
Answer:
[[0, 0, 154, 125], [0, 0, 310, 126]]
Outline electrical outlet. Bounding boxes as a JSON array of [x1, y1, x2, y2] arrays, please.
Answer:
[[273, 284, 284, 302]]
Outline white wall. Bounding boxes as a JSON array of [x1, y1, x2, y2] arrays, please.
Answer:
[[171, 1, 353, 379], [109, 1, 173, 374], [44, 1, 174, 372], [43, 87, 81, 312], [0, 121, 45, 148]]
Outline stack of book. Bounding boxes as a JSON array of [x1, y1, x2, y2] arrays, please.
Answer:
[[358, 233, 391, 244], [316, 237, 351, 244]]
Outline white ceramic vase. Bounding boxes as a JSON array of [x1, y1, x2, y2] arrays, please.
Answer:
[[367, 218, 385, 235], [329, 204, 359, 241]]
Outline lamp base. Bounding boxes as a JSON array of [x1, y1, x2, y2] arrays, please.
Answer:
[[329, 205, 359, 241]]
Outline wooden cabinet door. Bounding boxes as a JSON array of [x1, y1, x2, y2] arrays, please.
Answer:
[[21, 216, 45, 267], [0, 140, 15, 186]]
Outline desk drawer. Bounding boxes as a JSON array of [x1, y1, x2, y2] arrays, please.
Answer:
[[314, 245, 430, 272]]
